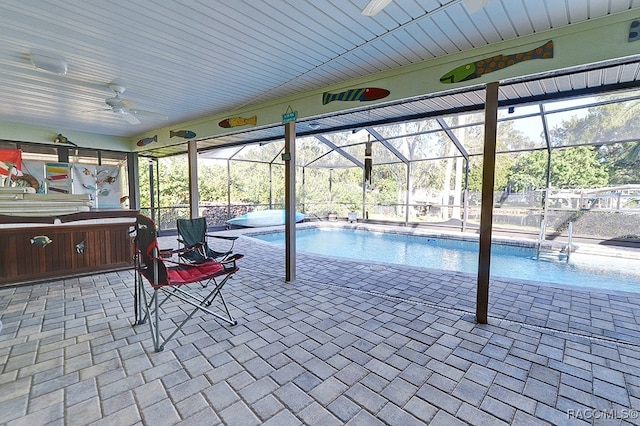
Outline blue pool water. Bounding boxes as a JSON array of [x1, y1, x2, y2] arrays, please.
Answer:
[[253, 227, 640, 293]]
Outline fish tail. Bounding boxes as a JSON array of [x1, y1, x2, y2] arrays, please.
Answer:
[[322, 92, 334, 105], [247, 116, 257, 126], [526, 40, 554, 59], [170, 130, 176, 137]]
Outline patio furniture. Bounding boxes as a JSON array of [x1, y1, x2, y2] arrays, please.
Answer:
[[133, 214, 242, 352], [177, 217, 237, 263]]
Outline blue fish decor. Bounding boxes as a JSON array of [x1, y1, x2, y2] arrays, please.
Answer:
[[629, 21, 640, 42]]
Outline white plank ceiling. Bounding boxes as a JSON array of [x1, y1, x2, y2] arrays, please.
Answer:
[[1, 0, 639, 142]]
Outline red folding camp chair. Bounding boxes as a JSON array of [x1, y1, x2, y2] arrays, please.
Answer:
[[133, 214, 242, 352]]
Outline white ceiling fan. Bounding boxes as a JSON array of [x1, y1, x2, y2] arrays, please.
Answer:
[[90, 83, 168, 125], [361, 0, 492, 16]]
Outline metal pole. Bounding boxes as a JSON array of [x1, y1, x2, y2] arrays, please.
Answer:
[[284, 121, 296, 282], [148, 159, 156, 224], [405, 162, 411, 225], [463, 158, 469, 233], [269, 163, 273, 209], [227, 160, 231, 221], [127, 152, 139, 210], [188, 140, 199, 219]]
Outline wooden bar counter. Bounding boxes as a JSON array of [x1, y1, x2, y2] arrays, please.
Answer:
[[0, 210, 138, 287]]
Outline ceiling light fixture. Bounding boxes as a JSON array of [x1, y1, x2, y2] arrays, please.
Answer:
[[462, 0, 492, 14], [361, 0, 393, 16], [29, 52, 68, 75]]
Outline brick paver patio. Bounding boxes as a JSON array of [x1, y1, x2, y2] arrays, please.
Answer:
[[1, 230, 639, 425]]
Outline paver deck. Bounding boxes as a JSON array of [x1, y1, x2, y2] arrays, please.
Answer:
[[1, 230, 639, 425]]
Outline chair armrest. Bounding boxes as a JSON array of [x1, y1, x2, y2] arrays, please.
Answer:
[[158, 248, 174, 258], [160, 243, 205, 259], [205, 234, 239, 241], [221, 253, 243, 270]]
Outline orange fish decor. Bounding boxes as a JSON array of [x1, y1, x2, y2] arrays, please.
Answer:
[[440, 40, 554, 84], [218, 116, 257, 128]]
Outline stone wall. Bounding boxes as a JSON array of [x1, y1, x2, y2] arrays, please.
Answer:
[[200, 204, 254, 226]]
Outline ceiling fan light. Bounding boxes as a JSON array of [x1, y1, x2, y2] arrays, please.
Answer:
[[361, 0, 393, 16], [29, 52, 68, 75], [462, 0, 492, 14]]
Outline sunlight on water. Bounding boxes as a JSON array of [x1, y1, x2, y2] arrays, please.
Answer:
[[253, 228, 640, 293]]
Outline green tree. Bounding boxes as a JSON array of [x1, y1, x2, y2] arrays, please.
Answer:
[[548, 97, 640, 184], [466, 155, 515, 193], [510, 146, 608, 190]]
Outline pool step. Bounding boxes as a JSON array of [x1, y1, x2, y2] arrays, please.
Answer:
[[536, 240, 571, 261]]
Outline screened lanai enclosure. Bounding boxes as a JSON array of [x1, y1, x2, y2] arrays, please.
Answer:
[[140, 86, 640, 244]]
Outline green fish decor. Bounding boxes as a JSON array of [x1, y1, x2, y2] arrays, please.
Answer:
[[440, 40, 554, 84], [54, 133, 78, 147], [170, 130, 196, 139], [30, 235, 52, 247]]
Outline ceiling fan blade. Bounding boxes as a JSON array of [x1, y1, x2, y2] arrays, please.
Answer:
[[129, 109, 168, 121], [462, 0, 492, 13], [361, 0, 393, 16], [116, 109, 141, 125], [83, 107, 112, 114]]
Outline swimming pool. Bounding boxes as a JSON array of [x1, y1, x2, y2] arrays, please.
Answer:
[[252, 227, 640, 293]]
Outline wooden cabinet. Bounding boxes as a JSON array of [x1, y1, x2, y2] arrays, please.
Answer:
[[0, 212, 136, 287]]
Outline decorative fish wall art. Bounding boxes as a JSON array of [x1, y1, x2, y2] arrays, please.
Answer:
[[170, 130, 197, 139], [218, 116, 257, 128], [54, 134, 78, 147], [30, 235, 52, 247], [439, 40, 554, 84], [629, 21, 640, 42], [322, 87, 390, 105], [137, 135, 157, 146]]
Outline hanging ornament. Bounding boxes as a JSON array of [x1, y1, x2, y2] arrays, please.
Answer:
[[364, 134, 373, 184]]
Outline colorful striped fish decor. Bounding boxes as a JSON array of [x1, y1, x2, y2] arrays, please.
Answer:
[[218, 116, 257, 128], [440, 40, 554, 84], [629, 21, 640, 42], [322, 87, 390, 105]]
